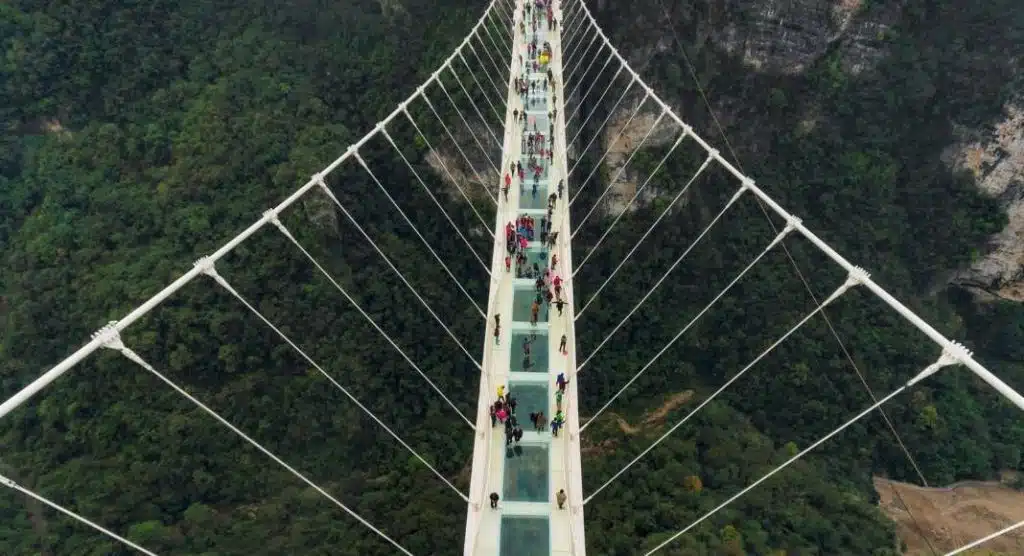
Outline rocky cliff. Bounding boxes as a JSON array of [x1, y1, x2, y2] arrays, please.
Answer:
[[946, 104, 1024, 301]]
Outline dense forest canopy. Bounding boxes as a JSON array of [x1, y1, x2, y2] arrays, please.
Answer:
[[1, 0, 1023, 554]]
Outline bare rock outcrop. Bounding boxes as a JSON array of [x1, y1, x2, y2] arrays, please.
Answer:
[[709, 0, 898, 75], [946, 104, 1024, 301]]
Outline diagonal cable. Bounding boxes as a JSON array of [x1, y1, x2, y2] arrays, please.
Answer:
[[577, 157, 729, 344], [567, 62, 626, 148], [566, 52, 613, 123], [566, 39, 605, 97], [565, 31, 599, 86], [945, 519, 1024, 555], [565, 17, 595, 67], [472, 27, 507, 84], [381, 128, 491, 272], [579, 208, 788, 427], [574, 131, 689, 274], [0, 474, 159, 556], [443, 67, 503, 154], [574, 153, 714, 317], [568, 101, 656, 207], [458, 51, 504, 124], [419, 92, 497, 205], [433, 79, 501, 177], [566, 79, 641, 177], [354, 153, 486, 316], [462, 47, 506, 116], [195, 259, 473, 495], [268, 210, 479, 417], [572, 110, 670, 232], [99, 321, 422, 554], [319, 170, 485, 320], [402, 109, 494, 230], [651, 0, 936, 509], [584, 273, 860, 503], [644, 349, 961, 555]]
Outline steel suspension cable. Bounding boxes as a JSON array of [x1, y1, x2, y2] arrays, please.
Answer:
[[381, 128, 491, 272], [572, 110, 669, 230], [647, 0, 939, 502], [463, 46, 506, 114], [268, 212, 478, 414], [565, 37, 603, 95], [458, 52, 504, 124], [944, 519, 1024, 555], [579, 208, 789, 428], [584, 273, 861, 503], [446, 65, 502, 147], [0, 0, 511, 421], [196, 258, 472, 496], [325, 164, 486, 320], [401, 110, 494, 231], [472, 27, 507, 84], [98, 321, 421, 555], [644, 349, 962, 555], [354, 153, 485, 317], [568, 95, 653, 207], [567, 63, 626, 148], [574, 154, 714, 316], [0, 473, 159, 556], [480, 14, 512, 63], [434, 79, 500, 175], [419, 91, 498, 205], [565, 28, 599, 85], [573, 131, 689, 274], [564, 13, 594, 64], [566, 79, 641, 177]]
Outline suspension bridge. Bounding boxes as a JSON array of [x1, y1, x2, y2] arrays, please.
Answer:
[[2, 0, 1023, 554]]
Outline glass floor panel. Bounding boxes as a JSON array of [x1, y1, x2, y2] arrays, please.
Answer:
[[520, 158, 551, 181], [500, 516, 549, 556], [514, 245, 550, 280], [510, 331, 548, 373], [524, 96, 548, 112], [519, 183, 549, 208], [512, 287, 544, 323], [508, 382, 548, 424], [503, 444, 549, 502]]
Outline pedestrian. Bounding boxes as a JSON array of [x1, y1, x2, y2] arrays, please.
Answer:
[[556, 299, 565, 317], [505, 255, 512, 272], [513, 426, 523, 444], [556, 489, 567, 509], [535, 411, 546, 432], [490, 492, 500, 509], [494, 323, 501, 345], [551, 254, 558, 270]]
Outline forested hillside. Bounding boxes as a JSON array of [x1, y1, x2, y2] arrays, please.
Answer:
[[1, 0, 1023, 554]]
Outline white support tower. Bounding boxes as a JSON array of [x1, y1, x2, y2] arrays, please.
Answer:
[[464, 0, 587, 554]]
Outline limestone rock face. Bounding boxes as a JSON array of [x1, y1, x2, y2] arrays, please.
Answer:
[[709, 0, 899, 75], [946, 105, 1024, 301]]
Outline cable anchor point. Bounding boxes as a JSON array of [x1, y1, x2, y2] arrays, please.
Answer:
[[92, 321, 125, 352], [783, 214, 803, 234], [845, 266, 871, 289], [193, 256, 221, 281]]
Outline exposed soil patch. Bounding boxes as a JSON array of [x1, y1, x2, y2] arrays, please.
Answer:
[[875, 476, 1024, 555]]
